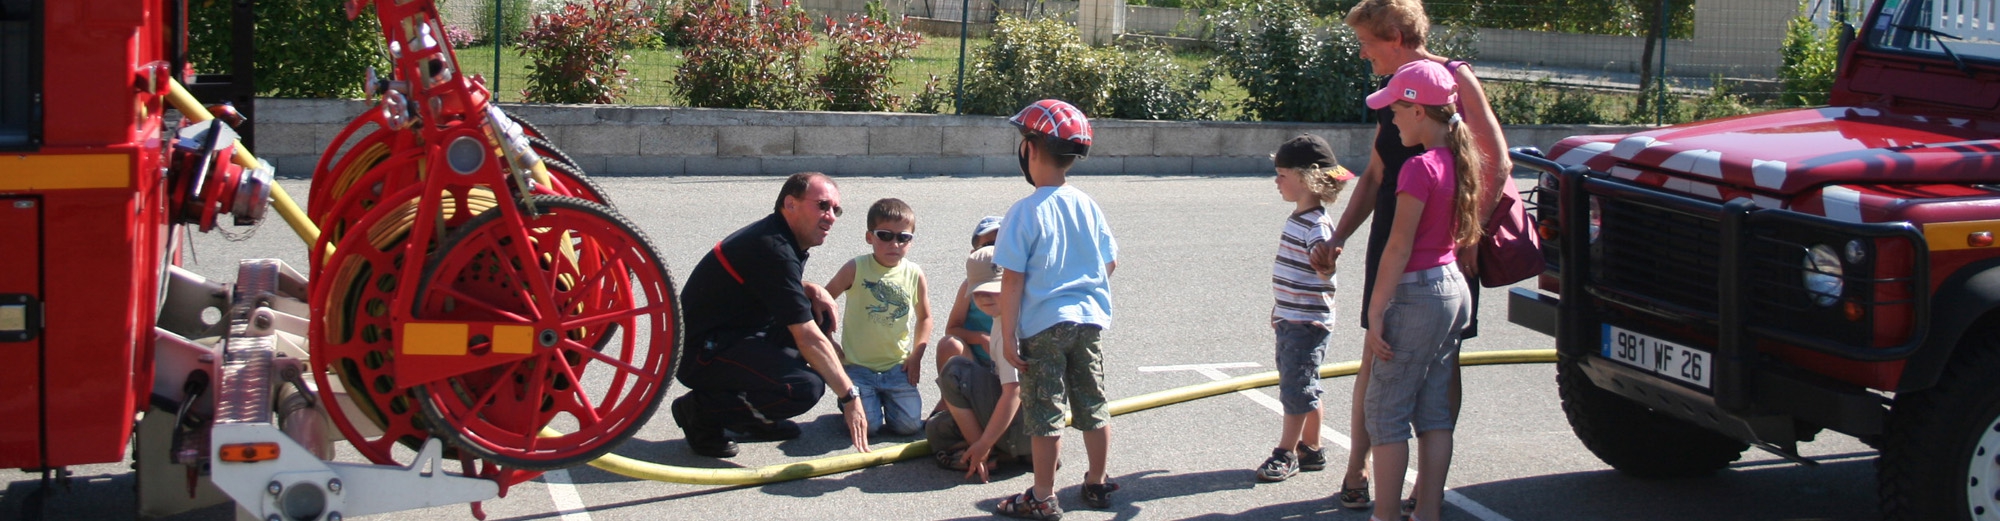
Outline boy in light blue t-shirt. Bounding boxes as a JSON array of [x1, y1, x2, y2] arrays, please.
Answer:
[[990, 100, 1119, 520]]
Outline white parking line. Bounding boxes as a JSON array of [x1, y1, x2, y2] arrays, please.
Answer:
[[1137, 362, 1262, 372], [542, 468, 595, 521], [1137, 363, 1513, 521]]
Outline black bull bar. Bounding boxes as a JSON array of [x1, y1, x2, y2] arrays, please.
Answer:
[[1508, 146, 1929, 415]]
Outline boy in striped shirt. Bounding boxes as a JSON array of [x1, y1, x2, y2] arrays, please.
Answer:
[[1257, 134, 1354, 482]]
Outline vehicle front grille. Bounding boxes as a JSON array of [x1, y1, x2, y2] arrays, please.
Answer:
[[1594, 198, 1723, 312]]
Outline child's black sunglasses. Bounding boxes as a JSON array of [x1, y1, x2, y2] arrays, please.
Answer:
[[872, 229, 915, 244]]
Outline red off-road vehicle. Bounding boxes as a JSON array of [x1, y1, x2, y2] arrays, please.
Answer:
[[1509, 0, 2000, 518]]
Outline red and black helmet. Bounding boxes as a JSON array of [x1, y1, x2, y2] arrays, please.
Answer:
[[1010, 99, 1092, 157]]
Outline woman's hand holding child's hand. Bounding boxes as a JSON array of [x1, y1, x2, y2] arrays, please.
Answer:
[[1309, 242, 1343, 277]]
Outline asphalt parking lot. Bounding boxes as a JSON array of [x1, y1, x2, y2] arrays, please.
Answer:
[[2, 174, 1879, 520]]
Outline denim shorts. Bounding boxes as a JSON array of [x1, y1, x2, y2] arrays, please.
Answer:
[[1364, 264, 1472, 445], [1017, 322, 1109, 437], [1274, 320, 1331, 415]]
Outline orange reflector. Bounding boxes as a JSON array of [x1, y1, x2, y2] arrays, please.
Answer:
[[1843, 302, 1864, 321], [218, 442, 280, 462], [1538, 223, 1556, 241], [1971, 231, 1995, 248]]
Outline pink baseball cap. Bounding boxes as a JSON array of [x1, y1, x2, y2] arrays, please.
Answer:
[[1366, 60, 1459, 110]]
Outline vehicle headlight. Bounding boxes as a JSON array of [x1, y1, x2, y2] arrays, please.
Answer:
[[1804, 244, 1843, 307]]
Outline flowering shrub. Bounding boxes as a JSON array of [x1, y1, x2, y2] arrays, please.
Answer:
[[817, 14, 924, 112], [512, 0, 652, 104], [646, 0, 700, 48], [673, 0, 819, 109], [515, 0, 657, 104], [443, 24, 476, 48], [905, 74, 952, 114]]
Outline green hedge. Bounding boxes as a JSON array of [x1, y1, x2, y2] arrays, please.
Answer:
[[1131, 0, 1694, 38], [1778, 1, 1842, 106], [188, 0, 383, 99], [1208, 1, 1475, 123], [960, 16, 1216, 120]]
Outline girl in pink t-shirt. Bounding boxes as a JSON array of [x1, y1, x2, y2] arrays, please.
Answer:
[[1357, 59, 1485, 521]]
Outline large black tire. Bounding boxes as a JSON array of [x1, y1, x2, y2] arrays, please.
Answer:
[[541, 157, 614, 208], [1558, 357, 1749, 478], [1879, 327, 2000, 521]]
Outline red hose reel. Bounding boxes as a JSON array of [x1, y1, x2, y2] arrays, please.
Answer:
[[299, 0, 681, 494]]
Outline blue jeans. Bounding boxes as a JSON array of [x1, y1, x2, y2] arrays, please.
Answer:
[[844, 364, 923, 435]]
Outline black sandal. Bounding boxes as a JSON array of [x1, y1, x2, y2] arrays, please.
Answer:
[[996, 487, 1063, 520], [1080, 481, 1120, 509], [1338, 479, 1372, 510], [934, 447, 967, 470]]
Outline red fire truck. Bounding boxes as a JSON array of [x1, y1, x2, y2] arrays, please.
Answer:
[[1, 1, 677, 519], [1510, 0, 2000, 518]]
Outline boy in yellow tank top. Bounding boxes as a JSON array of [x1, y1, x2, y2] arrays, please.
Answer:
[[825, 198, 935, 435]]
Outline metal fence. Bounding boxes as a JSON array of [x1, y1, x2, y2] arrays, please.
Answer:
[[436, 0, 995, 107], [431, 0, 1853, 110]]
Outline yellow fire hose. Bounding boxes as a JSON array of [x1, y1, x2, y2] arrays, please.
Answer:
[[157, 80, 1559, 488], [577, 349, 1559, 485], [165, 79, 322, 246]]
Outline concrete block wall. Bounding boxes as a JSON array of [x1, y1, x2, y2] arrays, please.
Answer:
[[1476, 28, 1680, 75], [1076, 0, 1125, 45], [252, 98, 1646, 178], [1126, 5, 1206, 38], [1687, 0, 1794, 78]]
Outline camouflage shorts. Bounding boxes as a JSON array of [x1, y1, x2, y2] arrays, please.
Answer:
[[1017, 322, 1109, 437]]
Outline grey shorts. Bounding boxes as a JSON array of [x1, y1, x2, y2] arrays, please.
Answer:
[[925, 356, 1031, 457], [1274, 320, 1330, 415], [1364, 264, 1472, 446]]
